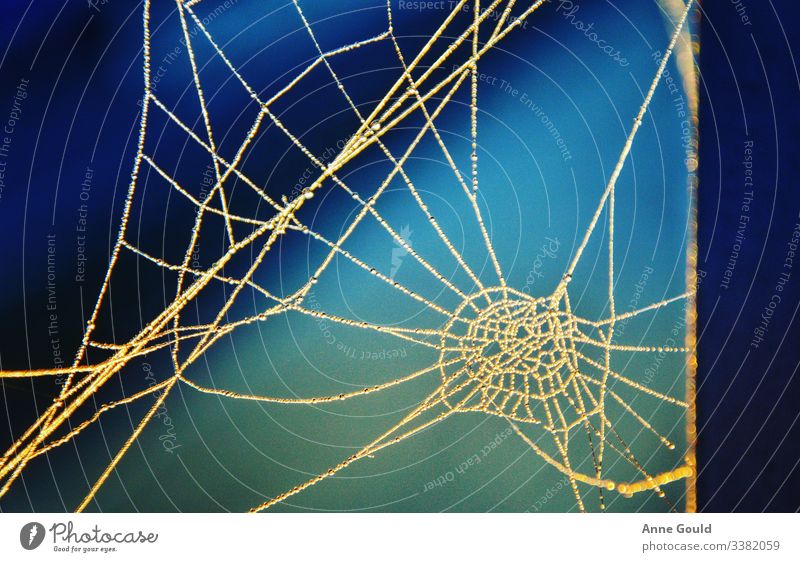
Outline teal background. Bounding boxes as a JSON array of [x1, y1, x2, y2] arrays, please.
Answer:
[[0, 0, 693, 512]]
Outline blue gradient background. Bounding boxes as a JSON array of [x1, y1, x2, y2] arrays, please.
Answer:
[[1, 0, 793, 513]]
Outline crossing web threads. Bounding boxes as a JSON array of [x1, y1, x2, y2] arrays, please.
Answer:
[[0, 0, 697, 513]]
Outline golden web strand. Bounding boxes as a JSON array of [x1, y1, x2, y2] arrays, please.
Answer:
[[0, 0, 696, 513]]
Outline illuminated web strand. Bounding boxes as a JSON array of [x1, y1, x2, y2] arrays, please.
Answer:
[[184, 2, 490, 310], [176, 25, 484, 316], [0, 0, 697, 513], [1, 180, 290, 496], [145, 95, 282, 211], [554, 0, 694, 506], [76, 377, 179, 512], [164, 97, 275, 380], [294, 0, 490, 306], [561, 0, 694, 287], [384, 0, 508, 297], [177, 354, 467, 406], [575, 351, 687, 408], [176, 1, 232, 247], [140, 155, 269, 227], [278, 71, 481, 311], [250, 357, 487, 512], [2, 0, 505, 500], [29, 379, 174, 461], [568, 376, 677, 507]]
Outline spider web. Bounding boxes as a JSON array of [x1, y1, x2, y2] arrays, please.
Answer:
[[0, 0, 697, 513]]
